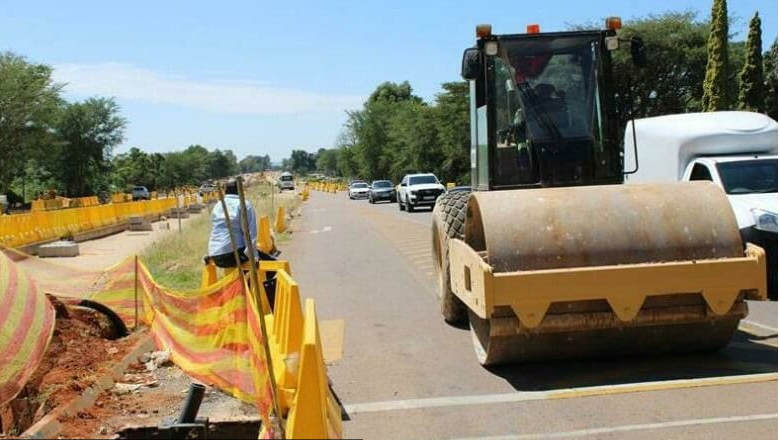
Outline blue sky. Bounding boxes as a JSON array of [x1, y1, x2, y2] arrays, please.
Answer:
[[2, 1, 777, 161]]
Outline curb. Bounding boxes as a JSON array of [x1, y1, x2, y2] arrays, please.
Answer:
[[21, 333, 156, 439]]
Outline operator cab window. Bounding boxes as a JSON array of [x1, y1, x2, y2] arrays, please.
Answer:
[[491, 35, 606, 187], [689, 163, 713, 181]]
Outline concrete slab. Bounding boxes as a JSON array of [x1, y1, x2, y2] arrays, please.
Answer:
[[129, 222, 153, 231], [167, 208, 190, 219], [38, 240, 80, 258]]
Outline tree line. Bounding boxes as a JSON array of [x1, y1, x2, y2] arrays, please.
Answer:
[[0, 52, 253, 202], [283, 8, 778, 185]]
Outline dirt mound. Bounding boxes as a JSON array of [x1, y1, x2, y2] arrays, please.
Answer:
[[0, 304, 141, 436]]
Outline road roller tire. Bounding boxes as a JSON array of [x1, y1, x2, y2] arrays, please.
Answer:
[[432, 191, 469, 325]]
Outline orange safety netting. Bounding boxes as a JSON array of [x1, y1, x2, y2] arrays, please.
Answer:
[[0, 250, 274, 434], [91, 256, 275, 429], [0, 252, 56, 406]]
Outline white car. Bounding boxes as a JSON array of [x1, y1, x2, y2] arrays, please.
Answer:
[[397, 173, 446, 212], [348, 182, 370, 199]]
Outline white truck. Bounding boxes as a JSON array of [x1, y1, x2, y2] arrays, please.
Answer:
[[397, 173, 446, 212], [624, 111, 778, 299]]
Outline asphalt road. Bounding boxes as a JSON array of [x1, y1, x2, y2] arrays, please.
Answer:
[[283, 190, 778, 440]]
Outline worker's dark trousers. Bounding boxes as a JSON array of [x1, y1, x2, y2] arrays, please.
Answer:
[[207, 248, 278, 310]]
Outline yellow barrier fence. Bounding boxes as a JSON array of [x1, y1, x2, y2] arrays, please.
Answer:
[[198, 259, 342, 438], [0, 198, 177, 249]]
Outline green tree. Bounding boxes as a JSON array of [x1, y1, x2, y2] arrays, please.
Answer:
[[239, 154, 272, 173], [58, 98, 126, 196], [206, 149, 238, 179], [702, 0, 730, 111], [0, 53, 64, 192], [764, 39, 778, 119], [737, 13, 764, 112], [288, 149, 317, 173], [111, 147, 151, 190], [432, 82, 470, 183], [315, 148, 339, 175], [610, 13, 709, 129]]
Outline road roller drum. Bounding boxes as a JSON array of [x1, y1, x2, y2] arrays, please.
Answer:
[[439, 182, 767, 365]]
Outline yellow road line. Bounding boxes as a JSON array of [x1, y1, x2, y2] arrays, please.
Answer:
[[345, 373, 778, 415], [548, 372, 778, 400]]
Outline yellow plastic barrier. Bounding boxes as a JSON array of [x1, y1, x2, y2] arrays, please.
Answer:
[[258, 216, 275, 254], [275, 206, 286, 233], [264, 269, 303, 412], [287, 299, 343, 439]]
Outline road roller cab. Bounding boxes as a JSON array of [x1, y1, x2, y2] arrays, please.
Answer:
[[431, 20, 769, 366]]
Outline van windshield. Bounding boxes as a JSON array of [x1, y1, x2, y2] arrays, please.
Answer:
[[717, 159, 777, 194], [280, 175, 293, 181]]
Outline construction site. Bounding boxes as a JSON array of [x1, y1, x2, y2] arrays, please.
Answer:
[[0, 3, 778, 440]]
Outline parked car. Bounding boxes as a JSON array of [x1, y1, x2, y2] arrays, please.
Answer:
[[348, 182, 370, 199], [199, 183, 217, 195], [278, 172, 295, 191], [132, 186, 150, 201], [397, 173, 445, 212], [368, 180, 396, 204]]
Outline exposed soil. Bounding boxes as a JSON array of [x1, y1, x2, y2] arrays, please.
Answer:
[[0, 301, 142, 437], [58, 363, 255, 439]]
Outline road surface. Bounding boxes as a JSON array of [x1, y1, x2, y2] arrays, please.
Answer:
[[283, 190, 778, 440]]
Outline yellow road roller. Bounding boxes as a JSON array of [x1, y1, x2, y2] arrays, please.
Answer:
[[432, 21, 767, 365]]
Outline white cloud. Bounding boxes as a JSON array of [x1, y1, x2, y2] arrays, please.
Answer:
[[52, 62, 363, 114]]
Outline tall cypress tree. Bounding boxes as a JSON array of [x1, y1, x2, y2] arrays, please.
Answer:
[[702, 0, 729, 111], [764, 39, 778, 120], [738, 13, 764, 112]]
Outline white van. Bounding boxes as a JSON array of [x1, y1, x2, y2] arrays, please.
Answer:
[[278, 172, 295, 191]]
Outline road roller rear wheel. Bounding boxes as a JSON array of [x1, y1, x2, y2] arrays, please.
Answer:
[[432, 191, 470, 325]]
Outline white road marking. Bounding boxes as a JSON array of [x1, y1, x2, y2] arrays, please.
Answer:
[[740, 320, 778, 334], [343, 373, 778, 415], [310, 230, 320, 234], [449, 414, 778, 440], [404, 248, 432, 256], [323, 226, 333, 232]]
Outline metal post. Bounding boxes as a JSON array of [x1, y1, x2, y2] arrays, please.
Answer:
[[236, 177, 285, 439], [175, 188, 182, 233], [134, 254, 139, 330], [217, 186, 279, 436], [269, 180, 275, 218], [178, 383, 206, 424]]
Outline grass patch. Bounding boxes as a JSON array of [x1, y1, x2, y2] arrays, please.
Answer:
[[140, 184, 301, 291]]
